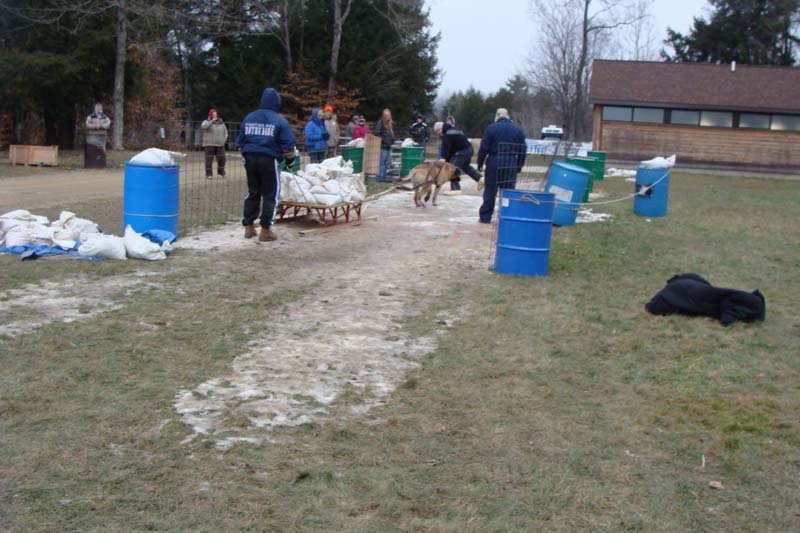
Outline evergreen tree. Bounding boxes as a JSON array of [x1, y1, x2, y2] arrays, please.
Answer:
[[663, 0, 800, 65]]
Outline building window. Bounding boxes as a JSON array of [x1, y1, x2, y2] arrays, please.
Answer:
[[700, 111, 733, 128], [739, 113, 770, 129], [770, 115, 800, 131], [633, 107, 665, 123], [602, 106, 632, 121], [670, 110, 700, 126]]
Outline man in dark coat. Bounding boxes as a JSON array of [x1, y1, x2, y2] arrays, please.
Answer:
[[435, 121, 482, 195], [645, 273, 766, 326], [409, 115, 429, 145], [236, 87, 297, 242], [476, 108, 527, 223]]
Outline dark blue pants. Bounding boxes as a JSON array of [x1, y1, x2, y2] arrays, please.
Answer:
[[479, 164, 517, 223], [448, 147, 481, 190], [243, 154, 281, 228]]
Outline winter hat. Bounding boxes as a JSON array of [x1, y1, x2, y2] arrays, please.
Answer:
[[433, 121, 444, 132], [323, 105, 334, 113], [358, 117, 366, 125], [208, 108, 217, 119], [495, 108, 510, 121]]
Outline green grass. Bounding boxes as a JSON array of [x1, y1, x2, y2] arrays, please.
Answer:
[[1, 171, 799, 531]]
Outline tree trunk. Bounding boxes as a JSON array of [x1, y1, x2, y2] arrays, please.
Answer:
[[282, 0, 293, 73], [574, 0, 590, 140], [327, 0, 352, 101], [112, 0, 127, 150]]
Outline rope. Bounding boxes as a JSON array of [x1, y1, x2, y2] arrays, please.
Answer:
[[514, 169, 671, 210]]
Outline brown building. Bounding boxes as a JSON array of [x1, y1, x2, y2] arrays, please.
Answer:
[[589, 60, 800, 169]]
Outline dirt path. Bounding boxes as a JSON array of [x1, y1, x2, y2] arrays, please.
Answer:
[[0, 167, 124, 212], [1, 183, 495, 448]]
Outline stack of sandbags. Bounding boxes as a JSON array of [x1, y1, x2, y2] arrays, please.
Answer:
[[280, 156, 365, 205], [0, 209, 171, 261]]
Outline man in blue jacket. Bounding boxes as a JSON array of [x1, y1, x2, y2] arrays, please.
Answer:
[[236, 87, 297, 242], [476, 108, 527, 223], [304, 108, 329, 163]]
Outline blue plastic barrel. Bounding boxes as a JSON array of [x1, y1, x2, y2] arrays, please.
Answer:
[[494, 189, 555, 277], [544, 161, 590, 227], [123, 162, 179, 235], [634, 165, 670, 217]]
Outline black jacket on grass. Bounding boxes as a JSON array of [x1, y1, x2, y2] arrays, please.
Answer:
[[645, 273, 766, 326]]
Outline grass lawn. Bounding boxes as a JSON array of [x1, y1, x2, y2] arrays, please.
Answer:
[[1, 171, 799, 531]]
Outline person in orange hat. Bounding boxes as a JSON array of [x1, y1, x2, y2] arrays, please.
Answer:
[[323, 104, 339, 157], [201, 108, 228, 179]]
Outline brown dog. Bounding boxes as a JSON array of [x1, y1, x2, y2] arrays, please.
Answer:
[[408, 160, 460, 207]]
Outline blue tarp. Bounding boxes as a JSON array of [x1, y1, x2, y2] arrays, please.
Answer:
[[0, 244, 103, 261]]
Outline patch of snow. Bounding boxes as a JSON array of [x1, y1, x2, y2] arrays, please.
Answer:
[[576, 209, 614, 224], [0, 272, 159, 338]]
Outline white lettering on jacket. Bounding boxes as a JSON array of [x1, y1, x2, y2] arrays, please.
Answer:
[[244, 123, 276, 137]]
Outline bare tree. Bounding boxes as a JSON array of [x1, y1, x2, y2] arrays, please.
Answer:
[[327, 0, 354, 101], [527, 0, 641, 140], [616, 0, 658, 60]]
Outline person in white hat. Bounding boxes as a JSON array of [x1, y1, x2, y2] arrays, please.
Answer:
[[475, 108, 527, 223]]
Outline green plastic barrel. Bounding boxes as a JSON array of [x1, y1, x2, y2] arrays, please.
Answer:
[[341, 146, 364, 173], [279, 156, 301, 173], [587, 150, 606, 181], [401, 146, 425, 177], [565, 156, 596, 203]]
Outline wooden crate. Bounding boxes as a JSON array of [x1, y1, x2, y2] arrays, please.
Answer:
[[9, 145, 59, 166]]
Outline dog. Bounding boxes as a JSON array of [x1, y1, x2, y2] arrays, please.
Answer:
[[407, 160, 460, 207]]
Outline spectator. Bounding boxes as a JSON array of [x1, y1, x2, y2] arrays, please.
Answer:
[[446, 115, 456, 128], [476, 108, 527, 223], [323, 104, 339, 157], [201, 108, 228, 179], [373, 108, 395, 181], [235, 87, 296, 242], [351, 116, 370, 139], [345, 115, 357, 139], [304, 108, 328, 163], [85, 102, 111, 131], [435, 120, 482, 196], [409, 115, 429, 145]]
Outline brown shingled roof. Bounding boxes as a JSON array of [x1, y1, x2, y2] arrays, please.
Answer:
[[589, 60, 800, 114]]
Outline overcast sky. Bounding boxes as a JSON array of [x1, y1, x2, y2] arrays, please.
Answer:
[[427, 0, 711, 95]]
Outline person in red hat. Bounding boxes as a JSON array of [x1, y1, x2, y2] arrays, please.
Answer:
[[201, 108, 228, 179], [323, 104, 339, 157]]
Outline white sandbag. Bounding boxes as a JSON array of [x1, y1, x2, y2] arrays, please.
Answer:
[[53, 238, 77, 250], [78, 233, 127, 260], [321, 156, 344, 169], [3, 226, 33, 247], [0, 217, 25, 233], [312, 193, 342, 206], [0, 209, 49, 225], [129, 148, 186, 166], [347, 138, 365, 148], [123, 225, 166, 261], [321, 180, 341, 195], [639, 155, 676, 169], [401, 138, 415, 148], [303, 163, 324, 174], [52, 211, 100, 240]]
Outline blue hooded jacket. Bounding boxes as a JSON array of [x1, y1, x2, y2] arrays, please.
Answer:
[[304, 108, 328, 153], [236, 88, 296, 159]]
